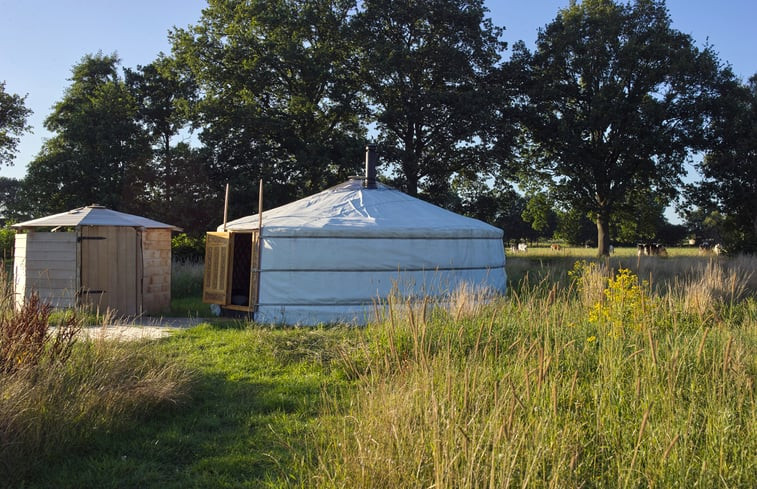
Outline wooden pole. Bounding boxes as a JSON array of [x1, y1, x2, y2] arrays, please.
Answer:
[[258, 179, 264, 230], [223, 183, 230, 231], [253, 179, 264, 313]]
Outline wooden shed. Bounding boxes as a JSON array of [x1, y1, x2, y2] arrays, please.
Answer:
[[12, 205, 181, 316]]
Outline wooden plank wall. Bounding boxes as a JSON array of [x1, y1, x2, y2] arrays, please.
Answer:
[[14, 232, 77, 310], [141, 228, 172, 313], [80, 226, 140, 316]]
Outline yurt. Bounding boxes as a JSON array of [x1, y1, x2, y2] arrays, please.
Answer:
[[12, 206, 181, 315], [203, 146, 506, 325]]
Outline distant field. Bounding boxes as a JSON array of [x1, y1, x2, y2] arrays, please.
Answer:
[[506, 245, 703, 258]]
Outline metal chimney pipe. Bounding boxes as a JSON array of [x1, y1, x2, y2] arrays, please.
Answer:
[[364, 144, 377, 189]]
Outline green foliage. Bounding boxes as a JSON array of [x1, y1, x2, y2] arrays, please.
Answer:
[[356, 0, 509, 199], [5, 257, 757, 487], [588, 267, 654, 335], [0, 176, 26, 222], [171, 233, 205, 262], [23, 53, 153, 215], [0, 337, 194, 484], [0, 81, 32, 167], [521, 192, 557, 236], [170, 257, 204, 300], [0, 223, 14, 260], [452, 178, 534, 240], [171, 0, 365, 216], [554, 207, 596, 245], [689, 74, 757, 252], [9, 324, 355, 488], [307, 268, 756, 488], [511, 0, 733, 255]]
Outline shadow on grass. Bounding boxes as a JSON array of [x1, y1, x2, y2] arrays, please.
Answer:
[[20, 326, 346, 489]]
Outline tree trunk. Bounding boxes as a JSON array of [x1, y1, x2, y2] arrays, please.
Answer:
[[596, 211, 610, 257], [405, 171, 419, 197]]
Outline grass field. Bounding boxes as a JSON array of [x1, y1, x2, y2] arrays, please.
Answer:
[[1, 251, 755, 487]]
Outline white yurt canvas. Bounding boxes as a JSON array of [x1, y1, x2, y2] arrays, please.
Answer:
[[203, 148, 506, 325]]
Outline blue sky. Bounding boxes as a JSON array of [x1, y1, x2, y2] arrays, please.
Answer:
[[1, 0, 756, 182]]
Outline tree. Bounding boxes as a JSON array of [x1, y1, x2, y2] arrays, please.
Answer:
[[689, 74, 757, 252], [451, 176, 536, 243], [521, 193, 558, 239], [511, 0, 731, 255], [354, 0, 509, 201], [170, 0, 365, 218], [610, 187, 667, 244], [24, 53, 152, 215], [0, 81, 32, 167], [554, 208, 596, 246], [0, 176, 25, 222], [124, 56, 215, 234]]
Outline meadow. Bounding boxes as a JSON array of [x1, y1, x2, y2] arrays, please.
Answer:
[[0, 248, 755, 488]]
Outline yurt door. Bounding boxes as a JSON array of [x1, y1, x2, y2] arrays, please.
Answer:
[[203, 232, 231, 305], [203, 231, 261, 312], [79, 226, 142, 315]]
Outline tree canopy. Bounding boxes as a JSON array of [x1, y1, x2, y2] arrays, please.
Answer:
[[6, 0, 755, 247], [687, 74, 757, 252], [170, 0, 365, 218], [0, 81, 32, 167], [23, 53, 152, 215], [355, 0, 508, 202]]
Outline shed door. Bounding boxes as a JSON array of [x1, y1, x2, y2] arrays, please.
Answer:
[[203, 232, 231, 305], [79, 226, 142, 315]]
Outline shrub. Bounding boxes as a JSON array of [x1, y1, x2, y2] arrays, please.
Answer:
[[0, 225, 14, 261], [588, 267, 654, 335], [0, 294, 80, 374], [172, 233, 205, 262]]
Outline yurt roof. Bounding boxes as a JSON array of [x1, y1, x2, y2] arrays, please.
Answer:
[[12, 205, 182, 231], [221, 178, 502, 238]]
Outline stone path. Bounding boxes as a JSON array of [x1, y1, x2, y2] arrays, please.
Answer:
[[79, 317, 206, 341]]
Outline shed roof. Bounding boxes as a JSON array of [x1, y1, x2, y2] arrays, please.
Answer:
[[12, 205, 182, 231]]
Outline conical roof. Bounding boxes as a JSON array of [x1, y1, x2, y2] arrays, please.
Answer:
[[13, 205, 181, 231], [221, 178, 502, 238]]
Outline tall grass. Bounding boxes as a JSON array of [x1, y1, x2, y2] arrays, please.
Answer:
[[307, 261, 757, 488], [171, 259, 205, 298], [0, 267, 195, 483]]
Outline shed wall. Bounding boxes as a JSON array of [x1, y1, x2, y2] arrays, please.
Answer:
[[14, 232, 77, 310], [141, 228, 172, 313]]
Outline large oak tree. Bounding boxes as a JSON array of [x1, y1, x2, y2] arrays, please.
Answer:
[[511, 0, 731, 255], [355, 0, 507, 201], [170, 0, 365, 216], [24, 53, 152, 215]]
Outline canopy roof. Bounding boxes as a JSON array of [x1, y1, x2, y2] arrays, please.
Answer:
[[221, 178, 502, 238], [13, 205, 182, 231]]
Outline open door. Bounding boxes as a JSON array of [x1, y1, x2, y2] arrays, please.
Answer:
[[203, 232, 231, 304], [249, 230, 261, 311]]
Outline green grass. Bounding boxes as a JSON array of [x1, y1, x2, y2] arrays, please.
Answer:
[[169, 295, 212, 318], [13, 323, 357, 488], [3, 254, 756, 488]]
